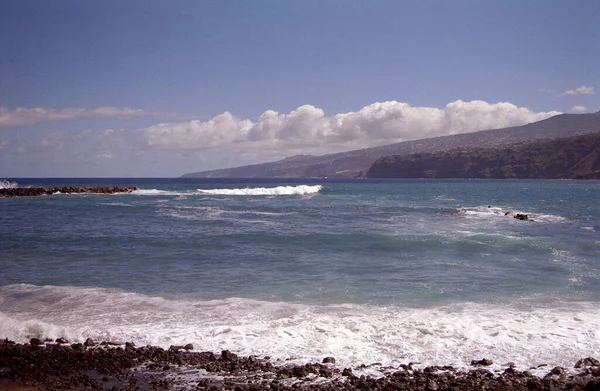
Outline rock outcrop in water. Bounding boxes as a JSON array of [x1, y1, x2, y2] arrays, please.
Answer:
[[2, 339, 600, 390], [0, 186, 140, 198], [366, 132, 600, 179]]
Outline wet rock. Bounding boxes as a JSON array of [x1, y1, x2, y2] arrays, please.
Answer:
[[29, 338, 43, 346], [585, 379, 600, 391], [55, 338, 68, 344], [221, 349, 237, 361], [471, 358, 493, 367], [548, 366, 566, 377], [425, 378, 439, 391], [84, 338, 96, 347], [322, 356, 335, 364], [514, 213, 529, 221], [0, 186, 140, 198], [577, 358, 600, 368], [527, 377, 543, 390], [342, 368, 353, 377], [184, 343, 194, 350]]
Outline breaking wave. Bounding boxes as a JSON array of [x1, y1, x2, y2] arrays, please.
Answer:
[[1, 284, 599, 372], [0, 180, 18, 189], [197, 185, 322, 196]]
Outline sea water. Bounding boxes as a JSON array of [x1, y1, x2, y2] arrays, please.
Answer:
[[1, 178, 599, 372]]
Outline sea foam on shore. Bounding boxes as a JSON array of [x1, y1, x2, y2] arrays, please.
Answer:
[[1, 284, 599, 375]]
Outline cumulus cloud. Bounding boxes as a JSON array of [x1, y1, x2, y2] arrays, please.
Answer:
[[0, 107, 170, 127], [72, 129, 92, 140], [96, 129, 126, 160], [142, 100, 561, 157], [569, 105, 589, 114], [563, 85, 595, 96]]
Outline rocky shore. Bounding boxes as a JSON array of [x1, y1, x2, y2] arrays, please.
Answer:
[[0, 186, 140, 198], [1, 339, 600, 390]]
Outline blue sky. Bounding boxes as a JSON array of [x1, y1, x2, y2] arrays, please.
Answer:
[[1, 0, 598, 177]]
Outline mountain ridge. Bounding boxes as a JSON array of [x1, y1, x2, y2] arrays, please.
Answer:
[[181, 111, 600, 178], [366, 132, 600, 179]]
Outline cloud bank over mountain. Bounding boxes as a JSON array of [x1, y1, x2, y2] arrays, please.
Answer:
[[143, 100, 561, 157]]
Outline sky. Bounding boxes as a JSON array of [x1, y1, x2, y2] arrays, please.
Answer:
[[1, 1, 599, 177]]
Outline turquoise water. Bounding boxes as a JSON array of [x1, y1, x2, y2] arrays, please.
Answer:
[[1, 178, 599, 369]]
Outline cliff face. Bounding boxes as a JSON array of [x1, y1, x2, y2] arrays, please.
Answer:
[[366, 133, 600, 179], [182, 111, 600, 178]]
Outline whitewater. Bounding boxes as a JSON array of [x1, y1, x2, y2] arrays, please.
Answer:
[[1, 178, 599, 373]]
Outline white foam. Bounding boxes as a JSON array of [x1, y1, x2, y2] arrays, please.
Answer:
[[460, 205, 566, 223], [1, 284, 599, 371], [133, 189, 187, 196], [0, 180, 18, 189], [197, 185, 322, 196]]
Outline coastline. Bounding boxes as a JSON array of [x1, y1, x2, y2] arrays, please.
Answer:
[[2, 339, 599, 390]]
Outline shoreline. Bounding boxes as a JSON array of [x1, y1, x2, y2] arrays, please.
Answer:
[[2, 339, 599, 390]]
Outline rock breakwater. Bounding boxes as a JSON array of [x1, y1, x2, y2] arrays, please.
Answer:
[[0, 186, 140, 198]]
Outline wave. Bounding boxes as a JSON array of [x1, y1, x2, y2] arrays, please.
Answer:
[[0, 179, 18, 189], [460, 205, 566, 223], [197, 185, 322, 196], [132, 189, 187, 196], [1, 284, 599, 372]]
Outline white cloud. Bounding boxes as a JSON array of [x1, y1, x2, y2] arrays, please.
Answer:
[[142, 100, 561, 158], [72, 129, 92, 140], [40, 131, 67, 150], [96, 129, 126, 160], [569, 105, 588, 114], [144, 112, 254, 150], [563, 85, 595, 96], [0, 107, 170, 127]]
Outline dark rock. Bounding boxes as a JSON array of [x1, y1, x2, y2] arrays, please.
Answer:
[[527, 377, 544, 390], [221, 349, 237, 361], [184, 343, 194, 350], [0, 186, 140, 198], [471, 358, 493, 366], [585, 379, 600, 391], [577, 358, 600, 368], [84, 338, 96, 347], [29, 338, 43, 346], [342, 368, 353, 377], [425, 378, 439, 391], [322, 356, 335, 364], [514, 213, 529, 221], [55, 338, 68, 344]]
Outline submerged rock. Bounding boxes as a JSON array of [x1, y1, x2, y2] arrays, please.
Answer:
[[471, 358, 493, 367]]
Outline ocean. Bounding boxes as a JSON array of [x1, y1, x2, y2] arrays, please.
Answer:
[[1, 178, 599, 373]]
